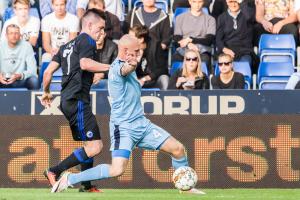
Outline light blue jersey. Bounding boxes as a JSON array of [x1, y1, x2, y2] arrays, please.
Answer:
[[108, 59, 144, 125], [108, 58, 170, 153]]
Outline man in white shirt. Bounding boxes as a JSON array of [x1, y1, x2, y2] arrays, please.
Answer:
[[1, 0, 40, 47], [0, 24, 39, 90], [41, 0, 79, 62], [76, 0, 124, 21]]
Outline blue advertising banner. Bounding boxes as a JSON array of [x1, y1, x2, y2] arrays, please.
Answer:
[[0, 90, 299, 115]]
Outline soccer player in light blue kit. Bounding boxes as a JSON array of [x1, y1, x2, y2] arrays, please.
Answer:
[[51, 34, 205, 194]]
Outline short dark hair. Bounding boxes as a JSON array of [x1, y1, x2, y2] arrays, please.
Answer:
[[80, 8, 106, 29], [129, 25, 150, 43], [6, 24, 20, 34]]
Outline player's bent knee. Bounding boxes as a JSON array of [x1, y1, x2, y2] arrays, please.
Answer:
[[172, 142, 186, 158], [110, 166, 126, 177], [84, 140, 103, 157]]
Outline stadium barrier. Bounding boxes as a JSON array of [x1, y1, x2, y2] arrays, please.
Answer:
[[1, 115, 300, 188]]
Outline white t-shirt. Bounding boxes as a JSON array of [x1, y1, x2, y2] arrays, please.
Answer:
[[41, 12, 79, 49], [1, 16, 40, 42], [105, 0, 124, 21], [76, 0, 89, 9], [295, 0, 300, 11]]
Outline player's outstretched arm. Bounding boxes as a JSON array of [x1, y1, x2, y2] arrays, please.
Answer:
[[80, 58, 110, 72], [41, 61, 60, 108]]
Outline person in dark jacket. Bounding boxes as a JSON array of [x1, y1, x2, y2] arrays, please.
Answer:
[[168, 49, 209, 90], [211, 53, 245, 89], [92, 30, 118, 85], [216, 0, 257, 72], [123, 0, 171, 90], [88, 0, 122, 40]]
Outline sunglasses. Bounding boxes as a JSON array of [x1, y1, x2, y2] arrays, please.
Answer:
[[185, 57, 198, 62], [218, 62, 232, 66]]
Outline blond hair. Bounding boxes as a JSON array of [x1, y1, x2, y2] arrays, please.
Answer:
[[182, 49, 204, 78]]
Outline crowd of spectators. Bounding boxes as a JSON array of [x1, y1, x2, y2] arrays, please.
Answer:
[[0, 0, 299, 90]]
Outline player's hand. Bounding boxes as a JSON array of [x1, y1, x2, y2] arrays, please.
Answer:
[[6, 73, 22, 84], [272, 21, 284, 34], [93, 73, 105, 84], [40, 92, 53, 108]]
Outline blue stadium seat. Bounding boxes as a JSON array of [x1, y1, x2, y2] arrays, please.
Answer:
[[257, 62, 294, 90], [39, 62, 63, 90], [170, 61, 208, 76], [258, 34, 296, 66], [3, 7, 40, 22], [133, 0, 168, 12], [39, 62, 50, 83], [215, 62, 252, 89], [122, 0, 128, 7]]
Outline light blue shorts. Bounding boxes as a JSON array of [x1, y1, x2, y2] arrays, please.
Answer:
[[109, 116, 170, 152]]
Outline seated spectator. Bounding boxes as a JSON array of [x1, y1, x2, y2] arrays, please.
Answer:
[[168, 49, 209, 90], [172, 0, 211, 12], [104, 0, 124, 22], [124, 0, 171, 90], [0, 24, 39, 90], [1, 0, 40, 47], [210, 0, 255, 19], [40, 0, 77, 18], [216, 0, 258, 72], [254, 0, 298, 46], [93, 25, 118, 84], [41, 0, 79, 62], [129, 25, 169, 90], [173, 0, 216, 73], [88, 0, 122, 40], [211, 53, 245, 89]]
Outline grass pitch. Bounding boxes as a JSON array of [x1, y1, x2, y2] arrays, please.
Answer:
[[1, 188, 300, 200]]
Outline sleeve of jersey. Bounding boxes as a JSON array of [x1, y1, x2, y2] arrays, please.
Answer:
[[78, 34, 96, 60], [113, 61, 125, 77], [52, 48, 61, 64]]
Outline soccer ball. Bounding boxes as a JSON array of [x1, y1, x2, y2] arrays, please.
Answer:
[[172, 166, 198, 191]]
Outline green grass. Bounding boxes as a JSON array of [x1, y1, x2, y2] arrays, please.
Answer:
[[1, 189, 300, 200]]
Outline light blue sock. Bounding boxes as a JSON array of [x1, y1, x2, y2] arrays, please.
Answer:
[[68, 164, 110, 185], [172, 156, 189, 170]]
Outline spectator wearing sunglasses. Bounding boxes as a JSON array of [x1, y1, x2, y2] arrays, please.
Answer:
[[211, 53, 245, 89], [216, 0, 258, 73], [168, 49, 209, 90]]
